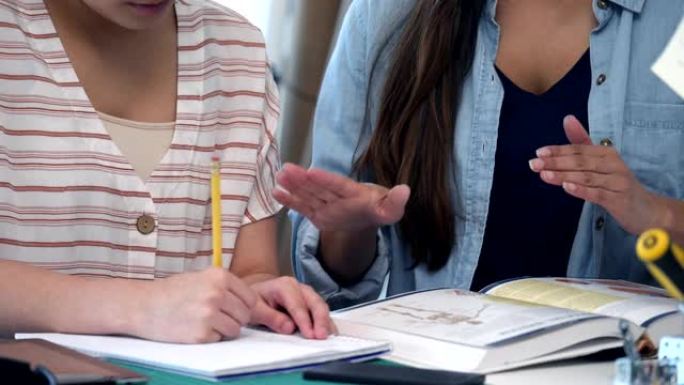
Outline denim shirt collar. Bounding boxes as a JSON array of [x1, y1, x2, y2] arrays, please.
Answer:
[[485, 0, 645, 21], [609, 0, 645, 13]]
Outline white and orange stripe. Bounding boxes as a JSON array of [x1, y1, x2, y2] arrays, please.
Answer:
[[0, 0, 281, 278]]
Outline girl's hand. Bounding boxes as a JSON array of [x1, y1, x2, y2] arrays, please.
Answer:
[[248, 277, 336, 339], [273, 163, 410, 231], [137, 268, 257, 344], [530, 115, 669, 235]]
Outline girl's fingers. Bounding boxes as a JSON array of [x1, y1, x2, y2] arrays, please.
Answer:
[[562, 182, 619, 208], [263, 278, 315, 339], [300, 284, 333, 339], [539, 171, 628, 192], [301, 175, 342, 203], [562, 114, 592, 145], [375, 184, 410, 224], [276, 168, 327, 209], [529, 154, 620, 174], [210, 311, 242, 340], [307, 168, 363, 199], [249, 299, 296, 335]]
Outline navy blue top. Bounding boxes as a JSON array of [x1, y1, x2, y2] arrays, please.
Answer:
[[470, 50, 591, 291]]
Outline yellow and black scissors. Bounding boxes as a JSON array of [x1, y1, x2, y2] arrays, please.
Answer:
[[636, 228, 684, 300]]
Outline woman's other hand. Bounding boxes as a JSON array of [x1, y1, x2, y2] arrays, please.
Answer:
[[530, 115, 671, 235], [249, 277, 335, 339], [273, 163, 410, 231]]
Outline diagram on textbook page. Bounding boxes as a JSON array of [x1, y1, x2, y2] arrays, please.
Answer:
[[377, 301, 489, 326], [336, 289, 593, 347]]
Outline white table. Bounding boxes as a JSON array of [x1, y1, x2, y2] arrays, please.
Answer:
[[488, 360, 615, 385]]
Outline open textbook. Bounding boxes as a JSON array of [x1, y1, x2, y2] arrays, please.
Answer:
[[15, 327, 390, 381], [333, 277, 683, 374]]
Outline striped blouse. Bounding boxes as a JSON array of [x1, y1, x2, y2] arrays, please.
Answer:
[[0, 0, 282, 278]]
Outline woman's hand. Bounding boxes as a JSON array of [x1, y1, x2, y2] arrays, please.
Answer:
[[272, 163, 410, 231], [248, 277, 336, 339], [274, 164, 406, 282], [137, 267, 257, 344], [530, 115, 670, 235]]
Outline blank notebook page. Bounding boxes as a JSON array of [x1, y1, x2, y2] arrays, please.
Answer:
[[16, 328, 389, 378]]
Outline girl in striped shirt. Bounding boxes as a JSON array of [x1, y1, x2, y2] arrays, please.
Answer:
[[0, 0, 333, 343]]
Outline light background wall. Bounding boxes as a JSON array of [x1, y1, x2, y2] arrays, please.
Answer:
[[212, 0, 353, 275], [213, 0, 272, 37]]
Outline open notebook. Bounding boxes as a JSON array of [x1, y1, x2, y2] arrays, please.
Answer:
[[16, 328, 390, 381]]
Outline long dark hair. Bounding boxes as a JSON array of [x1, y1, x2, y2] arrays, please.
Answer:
[[354, 0, 484, 271]]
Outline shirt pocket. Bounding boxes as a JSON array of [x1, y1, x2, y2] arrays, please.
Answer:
[[622, 101, 684, 199]]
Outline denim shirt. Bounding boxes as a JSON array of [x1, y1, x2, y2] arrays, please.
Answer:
[[291, 0, 684, 309]]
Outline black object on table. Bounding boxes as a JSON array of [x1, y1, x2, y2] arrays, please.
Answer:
[[303, 362, 485, 385]]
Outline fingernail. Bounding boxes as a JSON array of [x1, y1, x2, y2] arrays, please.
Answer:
[[541, 171, 555, 180], [529, 158, 544, 171], [536, 147, 551, 157], [563, 182, 577, 192]]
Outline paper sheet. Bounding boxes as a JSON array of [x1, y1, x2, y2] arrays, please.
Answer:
[[652, 16, 684, 99], [16, 328, 390, 379]]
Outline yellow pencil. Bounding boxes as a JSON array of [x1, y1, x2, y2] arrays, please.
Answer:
[[211, 154, 223, 267]]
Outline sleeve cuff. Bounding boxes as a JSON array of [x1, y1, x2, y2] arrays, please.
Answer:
[[290, 211, 390, 309]]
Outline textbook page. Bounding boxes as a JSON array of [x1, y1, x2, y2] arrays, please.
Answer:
[[485, 277, 679, 326], [334, 289, 595, 348], [16, 328, 390, 380]]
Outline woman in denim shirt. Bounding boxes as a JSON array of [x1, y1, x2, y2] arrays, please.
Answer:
[[275, 0, 684, 309]]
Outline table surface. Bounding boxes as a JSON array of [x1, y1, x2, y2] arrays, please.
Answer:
[[116, 358, 616, 385]]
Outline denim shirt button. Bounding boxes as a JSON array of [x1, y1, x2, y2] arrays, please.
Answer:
[[596, 73, 607, 85], [597, 0, 609, 10], [599, 138, 613, 147], [595, 217, 606, 231]]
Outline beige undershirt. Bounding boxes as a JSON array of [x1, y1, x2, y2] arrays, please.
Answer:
[[98, 111, 175, 181]]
